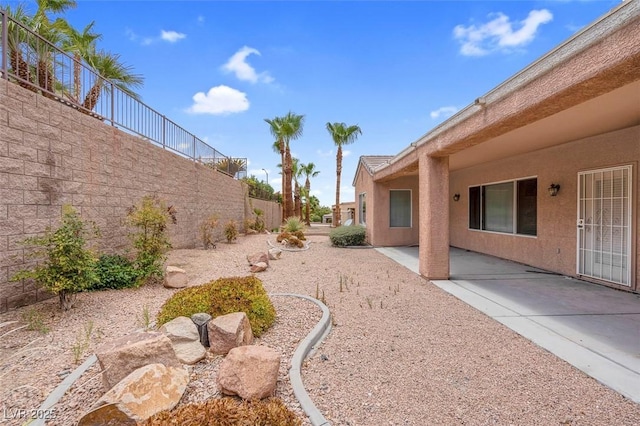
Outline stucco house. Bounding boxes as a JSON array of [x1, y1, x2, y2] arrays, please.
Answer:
[[353, 1, 640, 292]]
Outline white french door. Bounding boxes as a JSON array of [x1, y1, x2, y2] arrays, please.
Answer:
[[577, 165, 632, 286]]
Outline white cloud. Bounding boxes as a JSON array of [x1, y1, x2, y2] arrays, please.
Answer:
[[430, 106, 458, 119], [161, 30, 186, 43], [311, 189, 322, 196], [271, 177, 282, 186], [187, 85, 249, 115], [343, 150, 351, 157], [222, 46, 274, 84], [317, 149, 334, 157], [126, 28, 187, 45], [454, 9, 553, 56]]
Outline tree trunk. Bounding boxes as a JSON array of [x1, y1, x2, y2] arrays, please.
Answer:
[[294, 181, 301, 219], [335, 145, 342, 226], [305, 178, 311, 225], [279, 143, 286, 223], [283, 147, 293, 219], [82, 81, 102, 111], [9, 49, 34, 91], [37, 59, 56, 99], [73, 53, 81, 101]]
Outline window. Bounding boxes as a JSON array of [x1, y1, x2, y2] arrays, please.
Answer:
[[390, 190, 411, 227], [469, 178, 537, 236], [358, 192, 366, 225]]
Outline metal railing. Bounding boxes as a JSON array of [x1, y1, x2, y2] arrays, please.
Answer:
[[0, 9, 246, 179]]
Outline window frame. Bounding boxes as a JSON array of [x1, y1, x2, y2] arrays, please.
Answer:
[[358, 192, 366, 226], [468, 177, 537, 237], [389, 189, 412, 228]]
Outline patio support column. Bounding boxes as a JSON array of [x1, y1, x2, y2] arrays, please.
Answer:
[[418, 154, 450, 279]]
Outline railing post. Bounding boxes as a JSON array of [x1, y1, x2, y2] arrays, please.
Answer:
[[110, 81, 115, 126], [162, 115, 166, 149], [1, 10, 7, 80]]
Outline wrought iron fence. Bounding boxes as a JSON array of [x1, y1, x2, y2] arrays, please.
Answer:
[[0, 9, 246, 179]]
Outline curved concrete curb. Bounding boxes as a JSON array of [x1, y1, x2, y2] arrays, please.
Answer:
[[267, 239, 311, 252], [271, 293, 332, 426]]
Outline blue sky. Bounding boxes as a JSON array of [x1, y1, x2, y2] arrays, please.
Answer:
[[18, 0, 622, 206]]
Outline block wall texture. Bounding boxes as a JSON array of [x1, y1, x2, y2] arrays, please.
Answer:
[[0, 79, 280, 312]]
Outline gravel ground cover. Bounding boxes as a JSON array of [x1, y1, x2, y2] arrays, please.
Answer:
[[1, 233, 639, 425]]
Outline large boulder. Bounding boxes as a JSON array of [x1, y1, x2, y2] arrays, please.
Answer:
[[159, 316, 206, 365], [208, 312, 253, 355], [164, 266, 188, 288], [247, 252, 269, 266], [95, 332, 180, 391], [79, 363, 188, 424], [217, 345, 280, 400]]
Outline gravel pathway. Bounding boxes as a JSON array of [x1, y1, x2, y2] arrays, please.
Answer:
[[1, 234, 639, 425]]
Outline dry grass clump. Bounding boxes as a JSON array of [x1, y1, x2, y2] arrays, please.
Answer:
[[141, 397, 302, 425]]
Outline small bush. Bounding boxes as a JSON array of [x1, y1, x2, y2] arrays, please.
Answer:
[[127, 195, 176, 283], [142, 397, 301, 426], [329, 225, 367, 247], [276, 231, 291, 243], [91, 254, 139, 290], [157, 275, 275, 337], [200, 214, 219, 249], [283, 216, 304, 234], [12, 205, 99, 310], [224, 220, 238, 243], [253, 208, 266, 232]]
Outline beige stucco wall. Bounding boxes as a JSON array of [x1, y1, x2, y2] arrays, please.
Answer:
[[0, 78, 280, 311], [449, 125, 639, 291], [354, 170, 420, 246]]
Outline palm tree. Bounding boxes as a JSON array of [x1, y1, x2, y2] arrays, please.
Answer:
[[265, 112, 304, 220], [55, 19, 101, 102], [326, 122, 362, 226], [215, 157, 247, 178], [265, 117, 287, 218], [300, 162, 320, 225], [82, 49, 144, 112], [291, 158, 302, 219], [4, 4, 33, 90]]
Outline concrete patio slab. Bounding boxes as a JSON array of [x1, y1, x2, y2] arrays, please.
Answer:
[[375, 246, 640, 403]]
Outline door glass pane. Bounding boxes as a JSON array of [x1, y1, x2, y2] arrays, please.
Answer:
[[469, 186, 480, 229]]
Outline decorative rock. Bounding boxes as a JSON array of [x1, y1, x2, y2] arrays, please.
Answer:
[[78, 403, 136, 426], [84, 363, 188, 424], [191, 313, 212, 347], [250, 262, 268, 273], [208, 312, 253, 355], [159, 316, 206, 364], [164, 266, 188, 288], [247, 252, 269, 266], [268, 248, 282, 260], [95, 332, 180, 391], [217, 345, 280, 400]]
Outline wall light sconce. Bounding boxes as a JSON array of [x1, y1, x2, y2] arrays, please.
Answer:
[[548, 183, 560, 197], [453, 193, 460, 202]]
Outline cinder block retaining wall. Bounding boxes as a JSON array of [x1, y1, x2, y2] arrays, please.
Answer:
[[0, 79, 281, 312]]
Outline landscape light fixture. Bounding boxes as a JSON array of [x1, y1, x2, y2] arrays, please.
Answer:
[[262, 168, 268, 184], [548, 183, 560, 197]]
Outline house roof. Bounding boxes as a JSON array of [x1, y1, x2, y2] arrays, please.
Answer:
[[352, 155, 395, 186]]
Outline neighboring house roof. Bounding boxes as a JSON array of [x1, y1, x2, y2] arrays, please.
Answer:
[[352, 155, 395, 186]]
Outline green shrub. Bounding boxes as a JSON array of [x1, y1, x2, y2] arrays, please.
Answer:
[[91, 254, 139, 290], [127, 195, 176, 283], [200, 214, 219, 249], [157, 275, 275, 337], [142, 397, 301, 426], [12, 205, 99, 310], [252, 208, 266, 232], [329, 225, 367, 247], [223, 220, 238, 243], [283, 216, 304, 234]]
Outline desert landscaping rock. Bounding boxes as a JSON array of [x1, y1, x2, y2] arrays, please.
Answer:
[[268, 247, 282, 260], [247, 252, 269, 266], [77, 402, 137, 426], [160, 316, 206, 364], [89, 363, 188, 423], [217, 345, 281, 400], [208, 312, 253, 355], [163, 266, 188, 288], [95, 332, 180, 390], [250, 261, 269, 273]]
